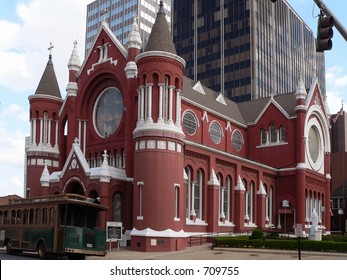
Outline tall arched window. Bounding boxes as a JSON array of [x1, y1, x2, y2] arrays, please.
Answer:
[[279, 125, 286, 142], [113, 193, 122, 222], [225, 176, 231, 221], [245, 180, 254, 223], [43, 111, 49, 144], [269, 123, 276, 143], [261, 128, 267, 145], [185, 166, 192, 219], [266, 185, 273, 225], [195, 169, 203, 220]]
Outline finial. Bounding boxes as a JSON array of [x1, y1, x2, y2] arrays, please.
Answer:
[[133, 14, 138, 24], [158, 1, 165, 14], [73, 40, 78, 47], [101, 8, 108, 23], [48, 42, 54, 60]]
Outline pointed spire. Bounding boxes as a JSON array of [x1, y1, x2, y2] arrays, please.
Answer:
[[144, 1, 176, 54], [34, 44, 61, 98], [294, 70, 307, 100], [40, 161, 50, 187], [127, 15, 142, 50], [68, 40, 81, 72], [99, 150, 111, 183], [207, 169, 220, 186]]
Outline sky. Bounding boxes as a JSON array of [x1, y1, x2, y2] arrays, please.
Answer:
[[0, 0, 346, 197]]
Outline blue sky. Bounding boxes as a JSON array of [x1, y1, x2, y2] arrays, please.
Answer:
[[0, 0, 346, 197]]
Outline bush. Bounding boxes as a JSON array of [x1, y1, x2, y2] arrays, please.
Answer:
[[266, 231, 279, 240], [214, 236, 347, 252], [250, 228, 264, 240]]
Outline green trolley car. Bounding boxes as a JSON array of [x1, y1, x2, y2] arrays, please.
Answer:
[[0, 194, 107, 259]]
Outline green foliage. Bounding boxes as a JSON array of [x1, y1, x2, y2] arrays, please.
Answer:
[[214, 235, 347, 252], [249, 228, 264, 240], [266, 231, 279, 240]]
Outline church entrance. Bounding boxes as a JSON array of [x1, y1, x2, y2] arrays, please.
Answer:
[[65, 181, 84, 195]]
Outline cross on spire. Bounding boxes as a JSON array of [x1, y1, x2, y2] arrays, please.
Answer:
[[48, 42, 54, 60], [101, 8, 108, 23]]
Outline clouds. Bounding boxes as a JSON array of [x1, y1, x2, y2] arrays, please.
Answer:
[[326, 66, 347, 114], [0, 0, 90, 196], [0, 0, 90, 94]]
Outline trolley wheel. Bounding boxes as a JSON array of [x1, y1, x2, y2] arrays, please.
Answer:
[[37, 241, 47, 259], [5, 240, 13, 255]]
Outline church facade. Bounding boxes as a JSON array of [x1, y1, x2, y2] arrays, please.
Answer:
[[26, 3, 331, 252]]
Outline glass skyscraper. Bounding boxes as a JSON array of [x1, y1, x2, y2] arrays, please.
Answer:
[[173, 0, 326, 102], [85, 0, 172, 56]]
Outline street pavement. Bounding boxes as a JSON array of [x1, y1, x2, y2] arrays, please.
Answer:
[[87, 244, 347, 260]]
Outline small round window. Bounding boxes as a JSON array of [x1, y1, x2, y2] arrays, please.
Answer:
[[94, 87, 123, 137], [232, 131, 243, 151], [210, 122, 222, 144], [183, 111, 198, 135]]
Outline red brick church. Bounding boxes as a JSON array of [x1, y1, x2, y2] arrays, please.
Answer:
[[26, 2, 331, 251]]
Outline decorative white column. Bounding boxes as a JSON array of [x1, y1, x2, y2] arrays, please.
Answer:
[[54, 120, 59, 148], [47, 120, 52, 146], [83, 121, 87, 154], [158, 84, 164, 123], [139, 86, 145, 124], [175, 89, 182, 127], [168, 86, 174, 124], [39, 118, 43, 145], [146, 84, 153, 123]]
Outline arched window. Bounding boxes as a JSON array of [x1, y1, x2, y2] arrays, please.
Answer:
[[266, 185, 273, 225], [245, 181, 254, 223], [261, 128, 267, 145], [113, 193, 122, 222], [279, 125, 286, 142], [185, 166, 192, 219], [225, 176, 231, 221], [269, 123, 276, 143], [195, 169, 204, 220]]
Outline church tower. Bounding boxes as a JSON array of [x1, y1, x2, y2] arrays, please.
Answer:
[[131, 1, 187, 251], [26, 46, 63, 197]]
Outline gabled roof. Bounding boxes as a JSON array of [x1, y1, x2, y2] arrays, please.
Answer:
[[144, 1, 176, 54], [80, 21, 128, 73], [238, 92, 297, 124], [182, 76, 246, 127], [34, 55, 61, 98]]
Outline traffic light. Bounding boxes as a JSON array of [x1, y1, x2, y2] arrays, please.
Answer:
[[316, 15, 334, 52]]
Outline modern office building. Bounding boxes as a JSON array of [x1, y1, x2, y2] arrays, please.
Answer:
[[85, 0, 172, 56], [330, 109, 347, 233], [25, 2, 331, 252], [173, 0, 326, 102]]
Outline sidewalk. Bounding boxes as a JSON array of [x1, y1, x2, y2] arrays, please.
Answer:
[[88, 244, 347, 260]]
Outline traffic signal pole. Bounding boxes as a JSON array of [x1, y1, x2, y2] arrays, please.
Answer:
[[313, 0, 347, 42]]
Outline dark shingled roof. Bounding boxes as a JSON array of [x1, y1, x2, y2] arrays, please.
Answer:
[[182, 76, 246, 125], [238, 92, 297, 124], [34, 56, 62, 98], [144, 1, 177, 54], [182, 75, 297, 126]]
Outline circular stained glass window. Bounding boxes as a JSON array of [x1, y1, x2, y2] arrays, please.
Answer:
[[94, 87, 123, 137], [183, 111, 198, 135], [308, 125, 320, 163], [232, 131, 243, 151], [210, 122, 222, 144]]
